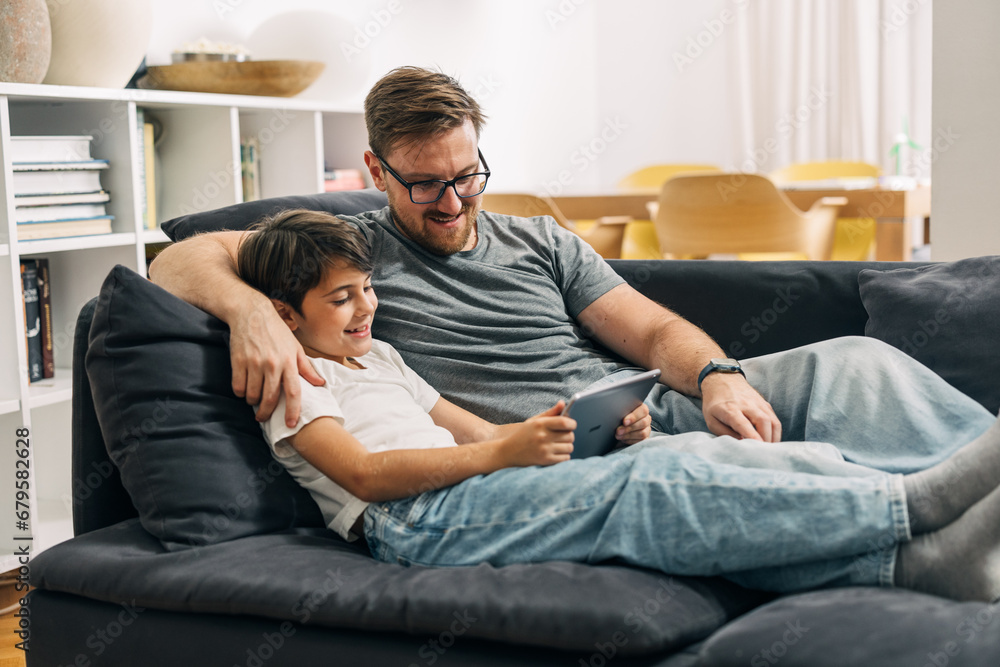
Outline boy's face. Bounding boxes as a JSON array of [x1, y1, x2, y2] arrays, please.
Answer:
[[276, 264, 377, 365]]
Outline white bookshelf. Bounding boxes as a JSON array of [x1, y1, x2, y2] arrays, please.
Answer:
[[0, 82, 365, 570]]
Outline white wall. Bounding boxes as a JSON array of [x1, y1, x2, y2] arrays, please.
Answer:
[[931, 0, 1000, 260], [146, 0, 603, 193]]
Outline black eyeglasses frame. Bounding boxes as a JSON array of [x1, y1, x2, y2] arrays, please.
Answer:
[[375, 149, 491, 204]]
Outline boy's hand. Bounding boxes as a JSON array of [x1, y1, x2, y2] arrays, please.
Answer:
[[615, 404, 652, 445], [499, 402, 575, 467]]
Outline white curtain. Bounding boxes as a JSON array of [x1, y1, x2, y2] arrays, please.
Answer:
[[729, 0, 933, 178]]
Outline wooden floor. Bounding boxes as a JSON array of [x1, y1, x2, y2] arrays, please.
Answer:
[[0, 572, 26, 667], [0, 614, 25, 667]]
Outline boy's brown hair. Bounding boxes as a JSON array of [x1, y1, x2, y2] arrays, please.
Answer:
[[364, 66, 487, 158], [237, 209, 373, 314]]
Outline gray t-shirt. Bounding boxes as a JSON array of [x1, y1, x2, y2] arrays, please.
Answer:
[[347, 207, 628, 424]]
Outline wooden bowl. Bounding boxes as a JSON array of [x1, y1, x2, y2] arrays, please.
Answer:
[[138, 60, 325, 97]]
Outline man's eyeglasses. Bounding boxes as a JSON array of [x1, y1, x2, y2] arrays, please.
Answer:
[[376, 150, 490, 204]]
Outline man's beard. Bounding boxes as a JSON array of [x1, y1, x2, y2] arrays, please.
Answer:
[[386, 191, 481, 256]]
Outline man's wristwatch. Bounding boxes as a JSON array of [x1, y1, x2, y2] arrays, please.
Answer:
[[697, 358, 745, 391]]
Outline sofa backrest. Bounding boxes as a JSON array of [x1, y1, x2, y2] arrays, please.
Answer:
[[607, 259, 927, 360]]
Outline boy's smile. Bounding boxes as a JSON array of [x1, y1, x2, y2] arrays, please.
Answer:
[[276, 264, 378, 366]]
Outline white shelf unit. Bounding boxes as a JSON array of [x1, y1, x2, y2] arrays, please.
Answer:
[[0, 82, 364, 570]]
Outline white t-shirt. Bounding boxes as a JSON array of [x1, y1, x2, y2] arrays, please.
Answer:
[[260, 339, 457, 540]]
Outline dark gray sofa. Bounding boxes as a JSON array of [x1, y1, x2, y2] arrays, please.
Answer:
[[26, 189, 1000, 666]]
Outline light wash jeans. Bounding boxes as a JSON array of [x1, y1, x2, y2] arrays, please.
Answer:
[[364, 337, 995, 593]]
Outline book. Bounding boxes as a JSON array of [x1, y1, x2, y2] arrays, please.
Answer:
[[323, 168, 365, 192], [17, 216, 114, 241], [10, 135, 94, 163], [13, 159, 110, 172], [15, 202, 109, 223], [12, 165, 108, 196], [14, 190, 110, 207], [136, 108, 148, 229], [20, 260, 42, 383], [35, 258, 54, 379], [241, 136, 260, 201], [144, 121, 157, 229], [241, 136, 261, 202]]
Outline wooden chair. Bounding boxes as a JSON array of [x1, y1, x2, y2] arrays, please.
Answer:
[[618, 164, 721, 193], [768, 161, 881, 261], [651, 173, 846, 261], [615, 165, 722, 259], [481, 193, 630, 259]]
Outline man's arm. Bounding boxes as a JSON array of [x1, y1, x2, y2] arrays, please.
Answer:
[[148, 231, 323, 427], [576, 283, 781, 442]]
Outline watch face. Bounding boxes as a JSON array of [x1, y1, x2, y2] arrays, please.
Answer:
[[711, 358, 741, 371]]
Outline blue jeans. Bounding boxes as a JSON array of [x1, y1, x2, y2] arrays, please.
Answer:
[[364, 337, 994, 593]]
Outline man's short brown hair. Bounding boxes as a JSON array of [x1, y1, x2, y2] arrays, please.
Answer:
[[237, 209, 373, 315], [364, 66, 487, 158]]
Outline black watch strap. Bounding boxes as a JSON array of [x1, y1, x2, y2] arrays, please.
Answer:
[[697, 358, 745, 391]]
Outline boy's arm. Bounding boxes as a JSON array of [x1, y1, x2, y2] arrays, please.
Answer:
[[149, 231, 323, 427], [429, 397, 652, 446], [287, 411, 575, 503]]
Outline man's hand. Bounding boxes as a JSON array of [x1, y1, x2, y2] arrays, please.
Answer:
[[615, 404, 652, 445], [700, 373, 782, 442], [229, 298, 325, 427]]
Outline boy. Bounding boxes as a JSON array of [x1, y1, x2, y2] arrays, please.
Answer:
[[238, 208, 1000, 603], [237, 208, 652, 540]]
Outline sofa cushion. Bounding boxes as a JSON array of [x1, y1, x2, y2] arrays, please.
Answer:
[[30, 518, 769, 656], [86, 265, 325, 550], [858, 256, 1000, 413], [697, 587, 1000, 666], [161, 188, 388, 241]]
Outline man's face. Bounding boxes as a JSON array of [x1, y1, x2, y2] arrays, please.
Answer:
[[366, 119, 483, 255]]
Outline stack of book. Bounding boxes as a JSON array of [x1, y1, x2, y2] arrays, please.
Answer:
[[20, 258, 54, 383], [11, 135, 114, 241], [323, 168, 366, 192]]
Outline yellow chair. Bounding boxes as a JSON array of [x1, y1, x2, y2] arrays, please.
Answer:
[[618, 164, 722, 193], [617, 165, 722, 259], [769, 161, 881, 261], [652, 173, 845, 261], [481, 193, 630, 259]]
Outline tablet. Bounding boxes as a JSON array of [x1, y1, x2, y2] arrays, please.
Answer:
[[562, 369, 661, 459]]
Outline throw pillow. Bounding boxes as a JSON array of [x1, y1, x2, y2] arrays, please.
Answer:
[[161, 189, 388, 241], [86, 265, 324, 550], [858, 256, 1000, 414]]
